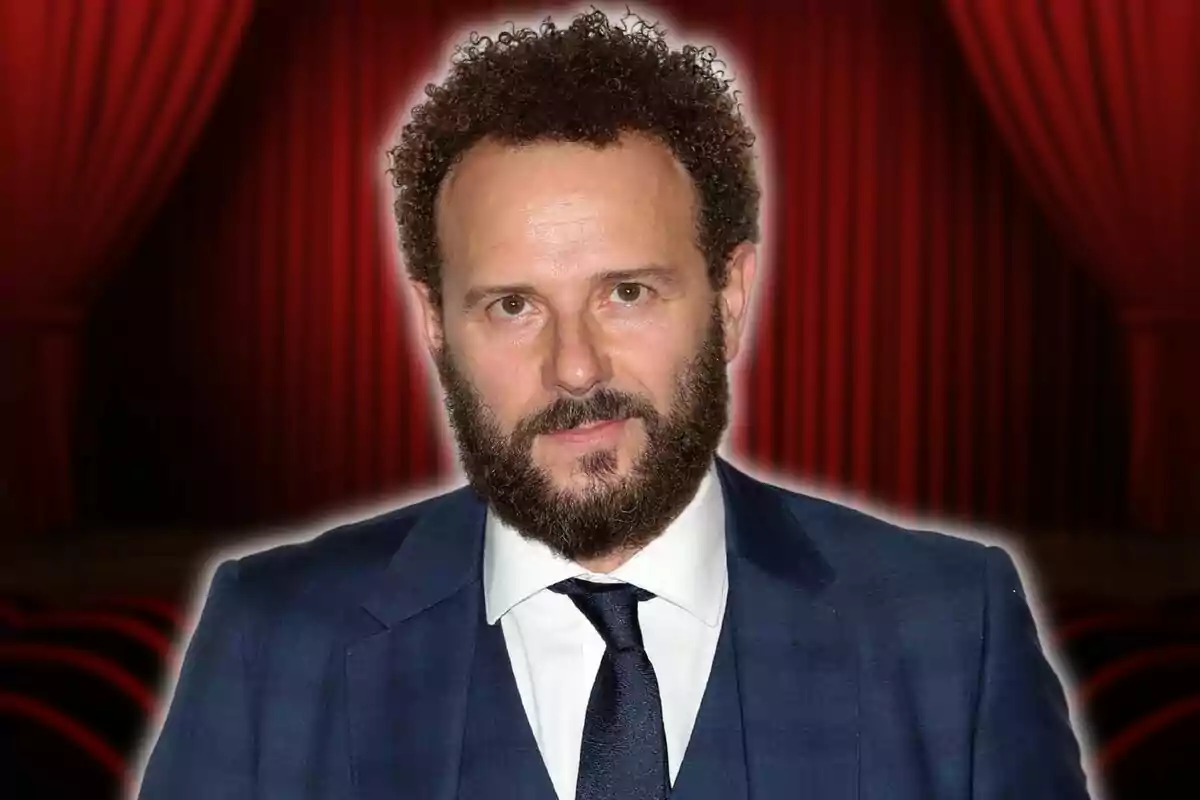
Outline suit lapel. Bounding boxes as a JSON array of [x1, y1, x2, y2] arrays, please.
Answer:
[[344, 488, 488, 800], [717, 459, 860, 800], [457, 604, 558, 800], [668, 593, 748, 800]]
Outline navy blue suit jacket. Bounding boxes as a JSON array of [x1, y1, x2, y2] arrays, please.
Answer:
[[136, 458, 1093, 799]]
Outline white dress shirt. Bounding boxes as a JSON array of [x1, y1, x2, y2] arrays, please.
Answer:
[[483, 465, 728, 800]]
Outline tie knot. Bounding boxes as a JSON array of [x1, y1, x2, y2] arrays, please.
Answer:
[[549, 578, 655, 651]]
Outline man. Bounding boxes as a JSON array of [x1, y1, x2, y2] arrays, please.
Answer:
[[136, 8, 1093, 799]]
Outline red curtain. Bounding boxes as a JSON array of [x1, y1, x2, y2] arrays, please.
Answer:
[[85, 0, 1125, 534], [0, 0, 253, 538], [85, 0, 456, 525], [943, 0, 1200, 534]]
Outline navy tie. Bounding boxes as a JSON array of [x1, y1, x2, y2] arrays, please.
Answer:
[[550, 578, 669, 800]]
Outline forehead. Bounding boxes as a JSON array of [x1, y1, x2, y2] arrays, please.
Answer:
[[435, 133, 700, 277]]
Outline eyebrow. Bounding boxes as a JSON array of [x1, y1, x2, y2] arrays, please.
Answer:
[[460, 264, 681, 312]]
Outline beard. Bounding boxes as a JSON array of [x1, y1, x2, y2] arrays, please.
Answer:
[[434, 303, 730, 563]]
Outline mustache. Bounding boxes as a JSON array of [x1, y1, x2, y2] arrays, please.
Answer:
[[514, 388, 658, 441]]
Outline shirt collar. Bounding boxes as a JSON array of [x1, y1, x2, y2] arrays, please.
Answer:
[[483, 463, 726, 627]]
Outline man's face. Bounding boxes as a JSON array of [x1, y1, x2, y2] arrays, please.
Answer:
[[413, 132, 755, 562]]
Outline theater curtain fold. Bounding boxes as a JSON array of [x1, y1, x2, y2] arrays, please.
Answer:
[[0, 0, 254, 537], [943, 0, 1200, 534], [85, 0, 453, 526], [729, 0, 1125, 532]]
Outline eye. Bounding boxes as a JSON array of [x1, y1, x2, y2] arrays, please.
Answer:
[[610, 282, 650, 304], [490, 295, 529, 318]]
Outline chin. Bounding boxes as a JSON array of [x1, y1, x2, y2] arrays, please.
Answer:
[[551, 472, 604, 496], [541, 449, 635, 489]]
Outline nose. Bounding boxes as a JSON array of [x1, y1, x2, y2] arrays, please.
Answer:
[[545, 312, 610, 396]]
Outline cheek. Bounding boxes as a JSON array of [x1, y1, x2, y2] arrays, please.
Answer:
[[458, 341, 545, 428], [609, 319, 703, 407]]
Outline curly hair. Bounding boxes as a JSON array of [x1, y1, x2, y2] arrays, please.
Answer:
[[387, 7, 761, 310]]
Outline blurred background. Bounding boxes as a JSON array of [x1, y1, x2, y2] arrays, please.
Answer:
[[1, 0, 1197, 797]]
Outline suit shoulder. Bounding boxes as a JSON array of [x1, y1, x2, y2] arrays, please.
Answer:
[[211, 487, 469, 607], [763, 478, 1003, 595], [754, 479, 1018, 650]]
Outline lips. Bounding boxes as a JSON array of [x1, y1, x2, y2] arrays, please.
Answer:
[[546, 418, 626, 443], [566, 420, 615, 431]]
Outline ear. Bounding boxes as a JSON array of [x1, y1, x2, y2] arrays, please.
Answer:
[[407, 279, 444, 355], [717, 242, 758, 362]]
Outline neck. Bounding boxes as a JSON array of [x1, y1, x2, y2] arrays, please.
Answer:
[[577, 549, 640, 574]]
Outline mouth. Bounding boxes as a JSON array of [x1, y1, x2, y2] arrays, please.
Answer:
[[544, 418, 628, 445]]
